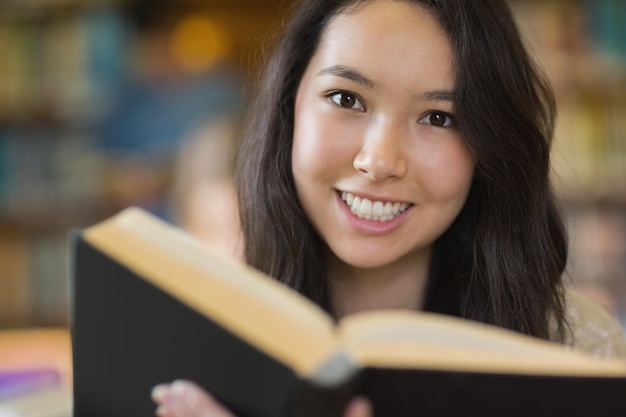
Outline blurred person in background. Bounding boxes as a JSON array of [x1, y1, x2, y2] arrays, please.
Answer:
[[96, 0, 243, 247]]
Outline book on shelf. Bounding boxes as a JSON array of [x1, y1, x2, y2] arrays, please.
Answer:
[[71, 207, 626, 417]]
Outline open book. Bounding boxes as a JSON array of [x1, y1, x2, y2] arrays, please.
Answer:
[[71, 207, 626, 417]]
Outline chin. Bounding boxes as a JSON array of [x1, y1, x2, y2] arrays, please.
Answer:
[[333, 249, 399, 270]]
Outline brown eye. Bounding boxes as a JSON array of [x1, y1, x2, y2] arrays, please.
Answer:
[[340, 93, 357, 107], [419, 111, 455, 128], [329, 91, 365, 110], [429, 112, 447, 126]]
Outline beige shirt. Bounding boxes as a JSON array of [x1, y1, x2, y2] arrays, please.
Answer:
[[562, 288, 626, 360]]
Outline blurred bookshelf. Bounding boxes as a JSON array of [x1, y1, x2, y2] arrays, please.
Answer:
[[0, 0, 625, 329], [0, 0, 283, 328], [0, 0, 127, 328], [511, 0, 626, 322]]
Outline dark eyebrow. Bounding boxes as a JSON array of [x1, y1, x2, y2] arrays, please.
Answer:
[[317, 65, 376, 89], [419, 90, 455, 102], [318, 66, 454, 102]]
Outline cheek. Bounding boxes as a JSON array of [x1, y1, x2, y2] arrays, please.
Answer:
[[292, 106, 356, 180], [414, 140, 475, 201]]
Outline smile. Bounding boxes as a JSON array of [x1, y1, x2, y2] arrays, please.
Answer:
[[340, 192, 411, 222]]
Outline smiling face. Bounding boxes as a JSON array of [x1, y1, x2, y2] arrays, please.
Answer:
[[292, 0, 475, 272]]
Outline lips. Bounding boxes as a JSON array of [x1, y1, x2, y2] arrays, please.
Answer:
[[340, 191, 411, 222]]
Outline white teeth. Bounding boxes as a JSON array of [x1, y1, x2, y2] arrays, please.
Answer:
[[359, 199, 372, 216], [372, 201, 384, 216], [340, 192, 410, 222], [351, 196, 361, 215]]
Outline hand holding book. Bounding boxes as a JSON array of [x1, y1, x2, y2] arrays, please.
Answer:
[[151, 380, 373, 417]]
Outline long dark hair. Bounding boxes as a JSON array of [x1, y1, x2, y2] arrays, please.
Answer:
[[235, 0, 568, 341]]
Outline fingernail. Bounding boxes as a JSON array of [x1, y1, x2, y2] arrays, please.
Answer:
[[170, 380, 200, 406], [151, 384, 170, 403], [170, 380, 188, 395]]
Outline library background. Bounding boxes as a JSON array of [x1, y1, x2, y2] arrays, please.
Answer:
[[0, 0, 625, 331]]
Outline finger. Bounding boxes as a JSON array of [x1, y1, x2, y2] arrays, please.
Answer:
[[152, 384, 170, 405], [154, 380, 234, 417], [152, 384, 174, 417], [344, 396, 373, 417]]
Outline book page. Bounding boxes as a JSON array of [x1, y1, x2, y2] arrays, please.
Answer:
[[83, 207, 339, 376], [337, 311, 626, 377]]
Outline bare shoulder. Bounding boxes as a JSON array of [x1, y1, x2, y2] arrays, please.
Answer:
[[563, 287, 626, 359]]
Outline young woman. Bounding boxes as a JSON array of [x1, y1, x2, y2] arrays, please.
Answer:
[[152, 0, 626, 416]]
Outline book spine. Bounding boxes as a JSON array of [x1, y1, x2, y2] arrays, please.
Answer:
[[293, 371, 364, 417]]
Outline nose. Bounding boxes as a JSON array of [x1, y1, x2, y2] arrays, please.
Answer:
[[353, 122, 408, 181]]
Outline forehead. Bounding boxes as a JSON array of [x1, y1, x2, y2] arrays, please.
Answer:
[[314, 0, 455, 86]]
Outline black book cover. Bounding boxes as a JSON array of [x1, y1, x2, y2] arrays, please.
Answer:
[[72, 236, 303, 417]]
